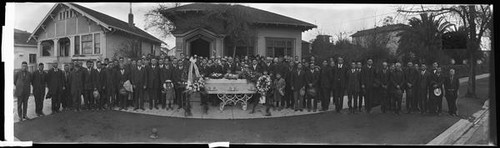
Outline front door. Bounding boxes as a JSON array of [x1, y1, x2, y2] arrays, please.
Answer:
[[190, 38, 210, 58]]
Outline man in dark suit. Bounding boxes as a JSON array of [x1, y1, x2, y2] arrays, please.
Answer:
[[147, 58, 161, 110], [32, 63, 47, 116], [174, 60, 188, 109], [333, 57, 348, 113], [361, 58, 376, 113], [429, 67, 445, 115], [416, 63, 431, 114], [82, 60, 96, 110], [403, 61, 418, 113], [104, 62, 117, 110], [62, 64, 71, 111], [305, 63, 320, 112], [250, 59, 262, 73], [131, 59, 147, 110], [355, 61, 363, 112], [390, 62, 405, 115], [377, 61, 391, 113], [15, 62, 32, 121], [329, 60, 336, 109], [346, 61, 361, 114], [47, 62, 64, 113], [444, 68, 459, 116], [70, 63, 84, 111], [94, 61, 107, 110], [292, 62, 306, 111], [117, 63, 131, 110], [319, 60, 332, 111], [284, 61, 295, 109]]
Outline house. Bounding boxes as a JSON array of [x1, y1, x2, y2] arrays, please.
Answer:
[[164, 3, 316, 59], [14, 29, 38, 72], [28, 3, 166, 69], [350, 24, 409, 55]]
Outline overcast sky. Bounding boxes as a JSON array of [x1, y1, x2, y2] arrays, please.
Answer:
[[14, 2, 422, 48]]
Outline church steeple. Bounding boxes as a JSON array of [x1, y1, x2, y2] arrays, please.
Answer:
[[128, 3, 134, 27]]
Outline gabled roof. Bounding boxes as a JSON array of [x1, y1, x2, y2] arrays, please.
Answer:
[[167, 3, 317, 31], [15, 29, 37, 46], [30, 3, 165, 45], [351, 24, 409, 37]]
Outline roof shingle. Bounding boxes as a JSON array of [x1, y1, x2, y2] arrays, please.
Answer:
[[15, 29, 37, 46], [168, 3, 317, 30], [351, 24, 409, 37], [69, 3, 164, 44]]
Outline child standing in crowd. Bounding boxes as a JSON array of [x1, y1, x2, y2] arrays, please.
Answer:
[[274, 73, 286, 111], [163, 80, 175, 110]]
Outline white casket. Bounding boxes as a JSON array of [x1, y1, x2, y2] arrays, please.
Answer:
[[204, 78, 256, 111]]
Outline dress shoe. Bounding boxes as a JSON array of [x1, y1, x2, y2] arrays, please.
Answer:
[[23, 117, 31, 120]]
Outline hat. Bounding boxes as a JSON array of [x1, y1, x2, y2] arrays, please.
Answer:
[[165, 80, 172, 83]]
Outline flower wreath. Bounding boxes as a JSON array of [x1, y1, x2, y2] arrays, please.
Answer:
[[186, 77, 206, 92], [256, 75, 271, 94]]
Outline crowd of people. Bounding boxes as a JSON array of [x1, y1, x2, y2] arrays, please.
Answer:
[[14, 53, 461, 121]]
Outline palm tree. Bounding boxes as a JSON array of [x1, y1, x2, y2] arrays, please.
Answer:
[[397, 13, 454, 64]]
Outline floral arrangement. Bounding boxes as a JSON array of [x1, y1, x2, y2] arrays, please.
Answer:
[[209, 73, 224, 79], [256, 75, 271, 94], [240, 70, 261, 83], [224, 73, 239, 80], [186, 77, 206, 92]]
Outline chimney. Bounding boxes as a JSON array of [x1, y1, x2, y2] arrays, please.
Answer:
[[128, 3, 134, 27]]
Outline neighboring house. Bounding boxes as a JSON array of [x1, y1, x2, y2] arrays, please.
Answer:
[[166, 3, 316, 59], [14, 29, 38, 72], [28, 3, 165, 69], [350, 24, 409, 55]]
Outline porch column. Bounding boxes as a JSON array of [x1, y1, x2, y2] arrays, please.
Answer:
[[69, 36, 74, 57], [53, 39, 59, 58]]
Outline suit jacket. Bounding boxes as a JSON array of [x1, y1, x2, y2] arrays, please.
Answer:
[[361, 65, 377, 89], [389, 69, 404, 91], [213, 64, 224, 74], [14, 70, 31, 97], [291, 69, 306, 91], [94, 68, 106, 90], [146, 66, 160, 89], [131, 66, 147, 89], [82, 68, 95, 90], [174, 67, 188, 87], [116, 68, 131, 89], [104, 67, 117, 92], [160, 65, 174, 82], [444, 75, 459, 96], [346, 68, 361, 92], [403, 67, 418, 90], [377, 68, 391, 90], [31, 70, 47, 95], [284, 65, 295, 90], [69, 69, 84, 94], [319, 66, 332, 89], [333, 64, 348, 90], [430, 72, 445, 90], [305, 69, 320, 87], [47, 68, 64, 95], [63, 70, 71, 92], [249, 64, 262, 73], [416, 70, 431, 93]]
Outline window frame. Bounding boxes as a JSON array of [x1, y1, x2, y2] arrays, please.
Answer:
[[265, 37, 295, 57]]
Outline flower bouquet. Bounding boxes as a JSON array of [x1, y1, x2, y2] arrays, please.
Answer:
[[209, 73, 224, 79]]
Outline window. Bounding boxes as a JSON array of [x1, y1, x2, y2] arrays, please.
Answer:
[[82, 34, 93, 54], [41, 41, 53, 56], [94, 33, 100, 54], [265, 38, 294, 57], [74, 36, 80, 55], [29, 54, 36, 64]]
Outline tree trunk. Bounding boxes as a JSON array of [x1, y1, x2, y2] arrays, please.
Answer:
[[232, 46, 237, 58], [465, 5, 478, 98], [465, 53, 477, 98]]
